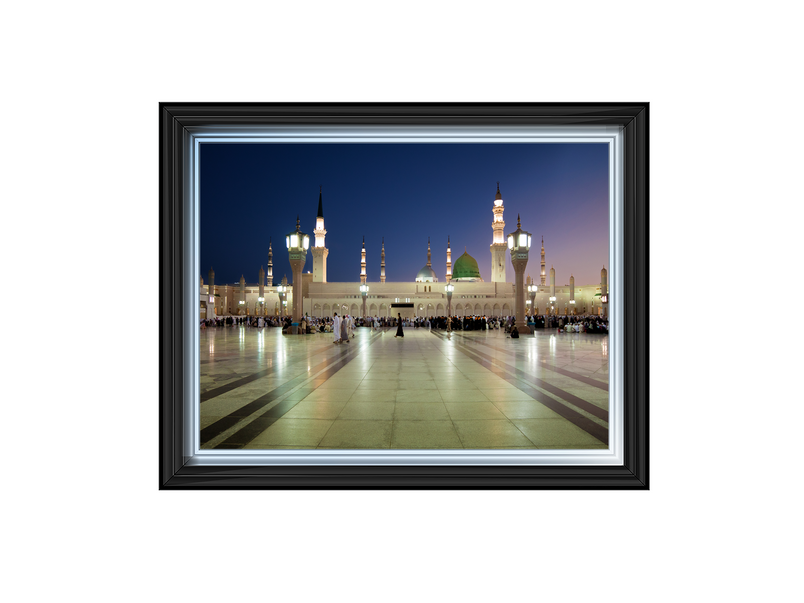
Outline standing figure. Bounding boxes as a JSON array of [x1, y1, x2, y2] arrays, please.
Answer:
[[341, 313, 349, 343], [394, 313, 404, 338], [332, 312, 341, 344]]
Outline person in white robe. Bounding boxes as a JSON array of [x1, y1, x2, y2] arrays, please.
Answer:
[[332, 313, 341, 344]]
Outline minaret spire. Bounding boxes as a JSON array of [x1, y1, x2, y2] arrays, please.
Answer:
[[380, 237, 386, 283], [446, 235, 452, 283], [490, 182, 507, 283], [312, 188, 329, 282], [267, 238, 273, 286], [540, 235, 546, 286], [360, 236, 367, 284], [426, 237, 432, 267]]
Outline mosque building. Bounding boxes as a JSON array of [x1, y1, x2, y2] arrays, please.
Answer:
[[200, 185, 609, 320]]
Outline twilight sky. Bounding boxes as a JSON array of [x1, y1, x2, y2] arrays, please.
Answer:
[[200, 142, 609, 287]]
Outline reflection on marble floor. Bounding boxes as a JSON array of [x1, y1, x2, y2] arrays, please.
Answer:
[[199, 326, 609, 450]]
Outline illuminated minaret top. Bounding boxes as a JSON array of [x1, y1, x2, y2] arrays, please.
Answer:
[[380, 238, 386, 283], [314, 187, 326, 246], [427, 237, 432, 267], [360, 236, 367, 284], [311, 186, 329, 282], [490, 182, 507, 283], [540, 236, 546, 286], [267, 240, 273, 286], [446, 236, 452, 283]]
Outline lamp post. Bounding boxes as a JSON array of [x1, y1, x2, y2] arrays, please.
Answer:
[[445, 283, 454, 318], [258, 296, 265, 315], [507, 215, 532, 334], [360, 284, 369, 321], [286, 217, 310, 334]]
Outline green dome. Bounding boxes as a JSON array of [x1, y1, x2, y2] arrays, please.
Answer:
[[452, 251, 482, 281]]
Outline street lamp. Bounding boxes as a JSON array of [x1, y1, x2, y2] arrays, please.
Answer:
[[360, 284, 369, 321], [507, 215, 532, 334], [445, 283, 454, 317], [286, 217, 310, 334], [549, 295, 556, 317]]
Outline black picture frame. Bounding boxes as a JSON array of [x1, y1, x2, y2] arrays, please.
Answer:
[[159, 103, 648, 489]]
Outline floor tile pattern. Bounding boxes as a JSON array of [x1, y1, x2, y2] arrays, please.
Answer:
[[199, 326, 609, 449]]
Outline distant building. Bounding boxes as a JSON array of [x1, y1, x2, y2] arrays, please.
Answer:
[[200, 186, 608, 320]]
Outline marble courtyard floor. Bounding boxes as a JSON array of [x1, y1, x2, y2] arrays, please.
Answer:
[[199, 326, 609, 450]]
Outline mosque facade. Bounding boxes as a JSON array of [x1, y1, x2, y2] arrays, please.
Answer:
[[200, 186, 609, 320]]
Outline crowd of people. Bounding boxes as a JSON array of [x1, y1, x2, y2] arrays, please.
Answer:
[[201, 313, 609, 335]]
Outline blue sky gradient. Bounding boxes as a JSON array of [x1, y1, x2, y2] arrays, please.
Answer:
[[200, 142, 609, 287]]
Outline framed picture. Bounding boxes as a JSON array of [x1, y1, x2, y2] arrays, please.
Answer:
[[160, 103, 648, 489]]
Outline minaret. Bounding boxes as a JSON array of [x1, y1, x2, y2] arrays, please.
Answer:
[[427, 237, 432, 268], [360, 236, 367, 284], [311, 187, 329, 282], [446, 236, 452, 283], [540, 236, 546, 286], [490, 182, 507, 282], [267, 239, 273, 286], [380, 238, 386, 283]]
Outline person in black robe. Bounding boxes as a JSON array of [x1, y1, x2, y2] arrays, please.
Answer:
[[394, 313, 404, 338]]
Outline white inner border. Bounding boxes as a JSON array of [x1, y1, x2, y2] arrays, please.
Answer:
[[182, 125, 624, 466]]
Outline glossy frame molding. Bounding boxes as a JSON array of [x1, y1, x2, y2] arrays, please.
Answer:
[[159, 103, 649, 489]]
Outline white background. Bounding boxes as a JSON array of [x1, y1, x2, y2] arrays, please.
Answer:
[[2, 2, 801, 601]]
